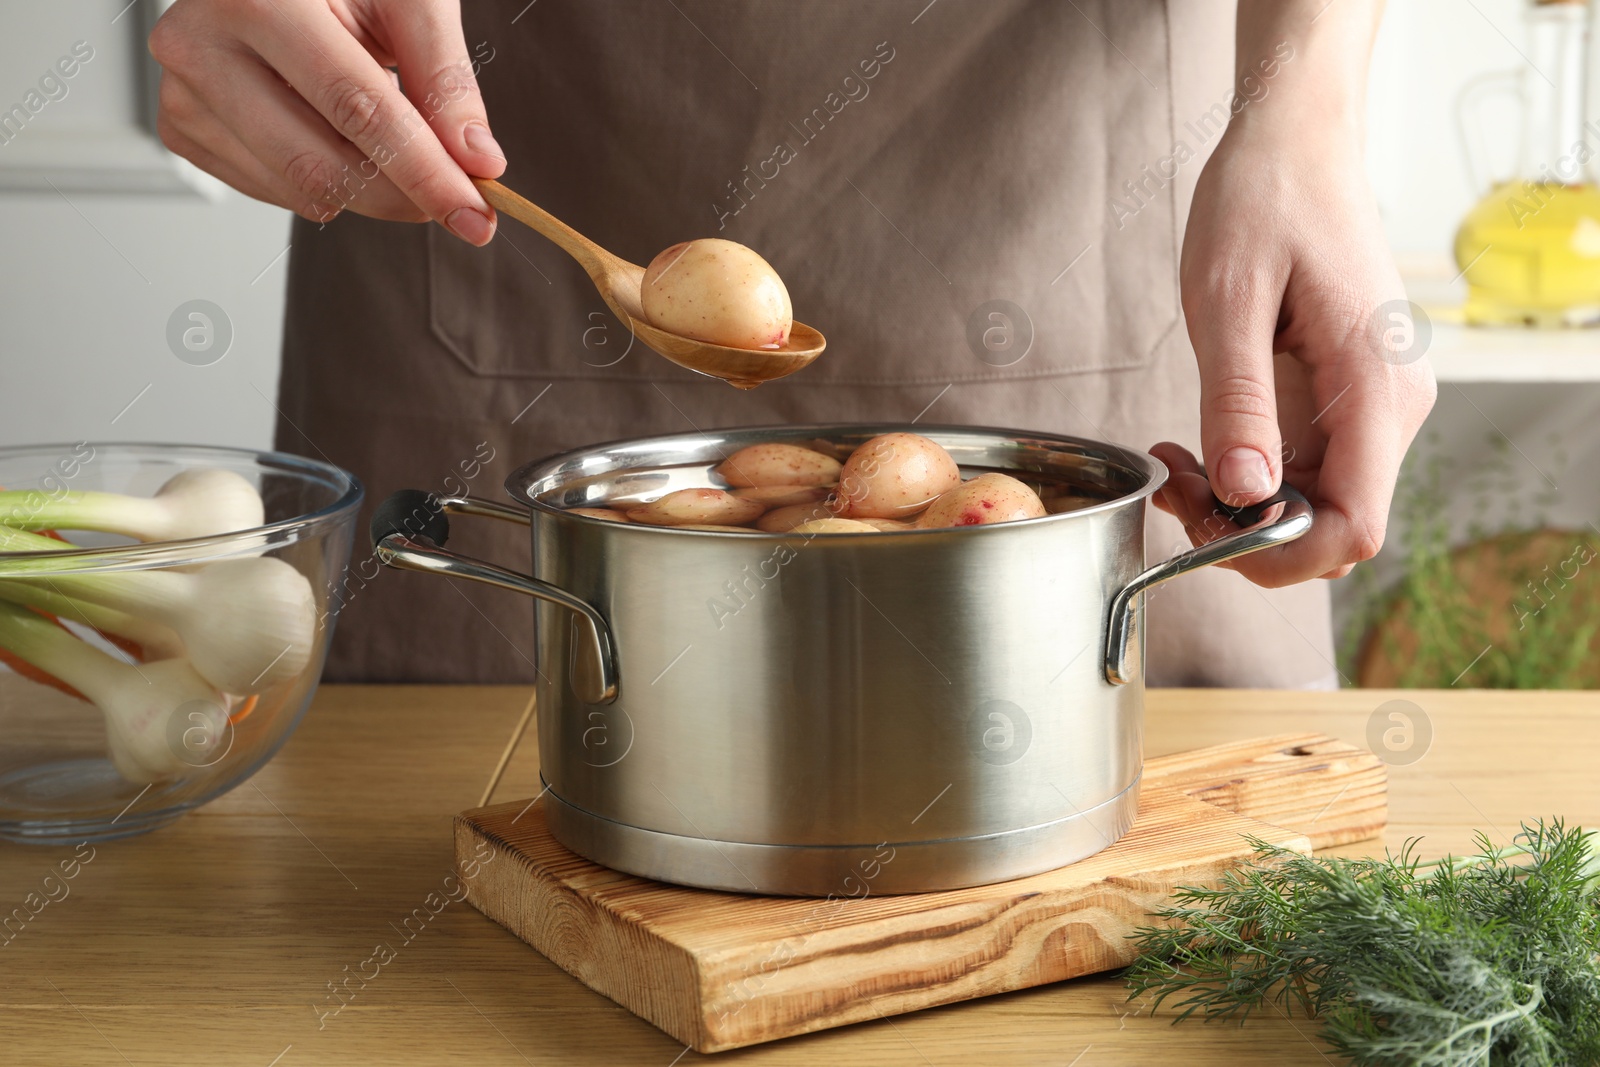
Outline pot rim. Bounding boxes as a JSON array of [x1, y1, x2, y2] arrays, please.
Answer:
[[505, 422, 1169, 536]]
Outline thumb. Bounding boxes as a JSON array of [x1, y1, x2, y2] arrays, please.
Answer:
[[382, 2, 506, 178], [1187, 280, 1283, 506]]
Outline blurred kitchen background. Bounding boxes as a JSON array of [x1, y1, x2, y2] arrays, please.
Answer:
[[1, 0, 1597, 688]]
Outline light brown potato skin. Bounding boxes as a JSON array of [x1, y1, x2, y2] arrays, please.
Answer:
[[730, 484, 833, 508], [565, 507, 632, 523], [791, 518, 880, 534], [718, 445, 841, 488], [916, 473, 1047, 528], [857, 518, 913, 531], [673, 524, 765, 533], [626, 489, 766, 527], [831, 433, 961, 520], [756, 502, 833, 532], [640, 239, 793, 350]]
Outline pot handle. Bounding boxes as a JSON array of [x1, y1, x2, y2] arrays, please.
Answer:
[[1104, 484, 1314, 685], [369, 490, 619, 704]]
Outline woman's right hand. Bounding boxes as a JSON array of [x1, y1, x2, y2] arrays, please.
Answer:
[[149, 0, 505, 244]]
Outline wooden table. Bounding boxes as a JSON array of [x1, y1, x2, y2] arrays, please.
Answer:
[[2, 686, 1594, 1066]]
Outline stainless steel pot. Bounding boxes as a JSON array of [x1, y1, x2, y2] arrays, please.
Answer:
[[371, 424, 1310, 895]]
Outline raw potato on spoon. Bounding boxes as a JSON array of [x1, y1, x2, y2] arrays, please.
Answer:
[[642, 239, 793, 351], [470, 178, 825, 388]]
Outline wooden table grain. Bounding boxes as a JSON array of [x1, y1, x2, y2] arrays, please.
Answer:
[[1, 686, 1593, 1066]]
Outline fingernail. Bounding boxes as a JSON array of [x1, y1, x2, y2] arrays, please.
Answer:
[[446, 206, 495, 245], [464, 122, 505, 162], [1216, 447, 1273, 502]]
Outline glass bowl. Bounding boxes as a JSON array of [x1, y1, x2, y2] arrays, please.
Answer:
[[0, 443, 361, 843]]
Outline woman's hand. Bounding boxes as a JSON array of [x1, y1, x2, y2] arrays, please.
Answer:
[[149, 0, 504, 243], [1152, 1, 1436, 587]]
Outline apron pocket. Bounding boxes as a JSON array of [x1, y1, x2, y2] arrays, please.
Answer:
[[428, 225, 655, 380]]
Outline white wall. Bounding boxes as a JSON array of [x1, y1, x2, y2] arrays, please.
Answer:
[[1368, 0, 1533, 259], [0, 0, 290, 452]]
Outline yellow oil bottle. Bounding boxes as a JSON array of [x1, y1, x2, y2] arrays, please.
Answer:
[[1456, 181, 1600, 326], [1454, 0, 1600, 326]]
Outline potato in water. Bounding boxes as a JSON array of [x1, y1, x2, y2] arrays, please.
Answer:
[[641, 239, 793, 350], [675, 525, 765, 533], [730, 485, 831, 508], [917, 473, 1046, 528], [831, 433, 961, 520], [717, 443, 841, 488], [566, 507, 631, 523], [756, 502, 833, 532], [791, 518, 879, 534], [626, 489, 765, 527]]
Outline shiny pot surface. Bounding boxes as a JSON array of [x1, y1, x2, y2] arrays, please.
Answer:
[[372, 424, 1310, 895]]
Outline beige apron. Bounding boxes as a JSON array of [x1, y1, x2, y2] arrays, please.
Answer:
[[275, 0, 1336, 688]]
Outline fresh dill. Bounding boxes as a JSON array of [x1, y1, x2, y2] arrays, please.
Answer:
[[1125, 819, 1600, 1066]]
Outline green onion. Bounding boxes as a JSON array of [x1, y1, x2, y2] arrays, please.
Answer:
[[0, 577, 183, 659], [0, 524, 315, 694], [0, 601, 228, 783], [0, 468, 263, 542]]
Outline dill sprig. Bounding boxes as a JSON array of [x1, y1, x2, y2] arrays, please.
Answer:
[[1125, 819, 1600, 1066]]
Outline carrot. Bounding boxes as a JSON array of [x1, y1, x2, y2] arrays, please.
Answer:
[[229, 694, 260, 725], [98, 630, 148, 662]]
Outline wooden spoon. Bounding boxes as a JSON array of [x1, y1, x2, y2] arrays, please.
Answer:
[[473, 178, 825, 389]]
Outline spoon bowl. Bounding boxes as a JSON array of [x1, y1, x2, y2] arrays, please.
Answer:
[[474, 179, 825, 388]]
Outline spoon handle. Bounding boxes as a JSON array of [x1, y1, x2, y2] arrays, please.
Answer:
[[473, 178, 613, 276]]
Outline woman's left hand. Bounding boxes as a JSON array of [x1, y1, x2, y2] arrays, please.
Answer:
[[1153, 112, 1437, 587]]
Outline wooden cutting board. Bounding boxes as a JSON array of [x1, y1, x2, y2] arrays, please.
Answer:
[[455, 733, 1386, 1053]]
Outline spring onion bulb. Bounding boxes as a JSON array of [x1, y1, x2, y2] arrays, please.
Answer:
[[0, 601, 229, 783], [0, 525, 315, 694], [0, 580, 184, 660], [0, 468, 264, 542]]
